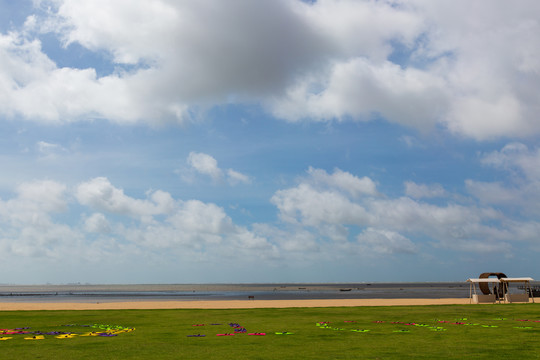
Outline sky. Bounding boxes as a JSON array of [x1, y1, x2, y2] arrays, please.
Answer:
[[1, 0, 540, 284]]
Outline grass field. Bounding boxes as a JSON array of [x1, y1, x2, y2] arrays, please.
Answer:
[[0, 304, 539, 359]]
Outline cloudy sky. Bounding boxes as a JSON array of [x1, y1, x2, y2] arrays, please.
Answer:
[[1, 0, 539, 284]]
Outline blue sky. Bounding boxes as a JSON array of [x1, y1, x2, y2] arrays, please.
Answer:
[[1, 0, 540, 284]]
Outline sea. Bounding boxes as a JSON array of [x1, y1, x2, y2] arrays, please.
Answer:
[[0, 282, 537, 303], [0, 282, 489, 303]]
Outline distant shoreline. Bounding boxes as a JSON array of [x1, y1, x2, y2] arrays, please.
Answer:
[[0, 282, 535, 305], [0, 282, 473, 303]]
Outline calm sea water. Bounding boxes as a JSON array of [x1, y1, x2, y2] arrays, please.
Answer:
[[0, 283, 483, 303], [2, 281, 537, 303]]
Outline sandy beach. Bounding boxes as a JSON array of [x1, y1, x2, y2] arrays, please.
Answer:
[[0, 298, 473, 311]]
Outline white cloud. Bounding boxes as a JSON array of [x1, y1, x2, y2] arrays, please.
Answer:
[[14, 179, 67, 213], [0, 28, 189, 124], [405, 181, 446, 199], [410, 0, 540, 139], [115, 198, 277, 262], [44, 0, 179, 64], [83, 213, 111, 233], [36, 140, 68, 159], [75, 177, 175, 221], [187, 152, 223, 181], [357, 228, 417, 255], [367, 197, 503, 242], [268, 1, 540, 139], [2, 158, 540, 281], [446, 95, 524, 140], [0, 1, 537, 139], [10, 0, 328, 123], [254, 223, 319, 254], [0, 176, 274, 273], [186, 152, 251, 185], [467, 143, 540, 216], [308, 167, 377, 198], [0, 179, 81, 260], [270, 58, 448, 130], [73, 178, 272, 258], [480, 143, 540, 181], [227, 169, 251, 185], [465, 180, 519, 206], [271, 166, 526, 254], [167, 200, 232, 240], [271, 183, 371, 226]]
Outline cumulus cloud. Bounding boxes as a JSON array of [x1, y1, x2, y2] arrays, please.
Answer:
[[2, 157, 540, 281], [465, 180, 519, 206], [0, 179, 80, 259], [480, 142, 540, 180], [14, 179, 68, 214], [74, 177, 268, 254], [271, 0, 540, 140], [185, 152, 251, 185], [187, 152, 223, 181], [83, 212, 111, 233], [272, 183, 371, 226], [253, 223, 319, 255], [467, 143, 540, 216], [269, 58, 448, 130], [308, 167, 377, 198], [0, 176, 272, 272], [75, 177, 175, 221], [409, 0, 540, 139], [0, 1, 537, 139], [357, 228, 417, 255], [271, 166, 523, 254], [227, 169, 251, 185], [405, 181, 446, 199]]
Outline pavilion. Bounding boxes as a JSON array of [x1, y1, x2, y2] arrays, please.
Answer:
[[467, 277, 534, 304]]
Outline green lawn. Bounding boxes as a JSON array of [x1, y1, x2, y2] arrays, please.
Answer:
[[0, 304, 539, 359]]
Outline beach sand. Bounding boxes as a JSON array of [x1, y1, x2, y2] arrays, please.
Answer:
[[0, 298, 472, 311]]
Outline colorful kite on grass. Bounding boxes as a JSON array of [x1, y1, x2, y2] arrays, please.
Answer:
[[315, 317, 539, 334], [187, 321, 281, 337], [0, 324, 134, 340]]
